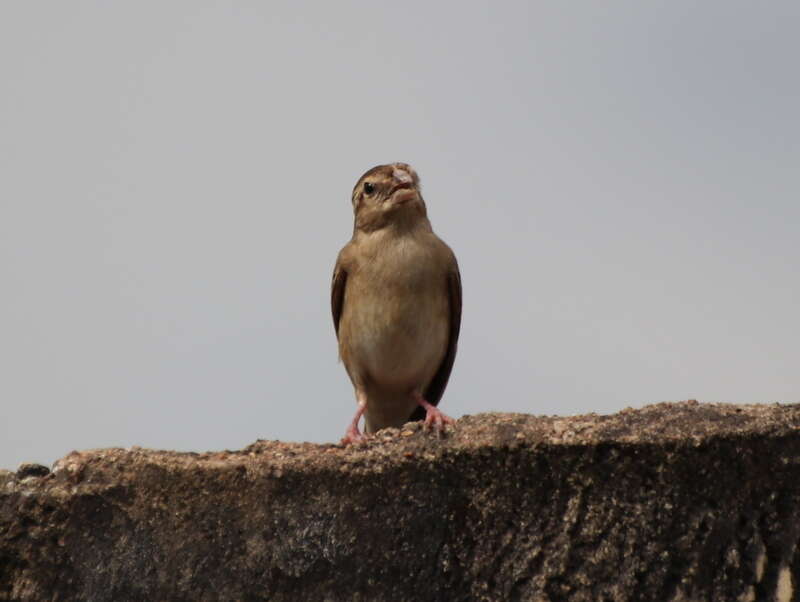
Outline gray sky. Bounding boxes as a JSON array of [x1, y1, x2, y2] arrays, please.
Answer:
[[1, 2, 798, 469]]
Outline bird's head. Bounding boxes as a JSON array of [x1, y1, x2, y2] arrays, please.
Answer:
[[351, 163, 427, 232]]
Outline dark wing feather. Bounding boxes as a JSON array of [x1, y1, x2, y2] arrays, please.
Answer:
[[331, 264, 347, 337], [409, 267, 462, 421]]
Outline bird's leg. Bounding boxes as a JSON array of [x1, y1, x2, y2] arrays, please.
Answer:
[[341, 389, 368, 445], [412, 391, 455, 431]]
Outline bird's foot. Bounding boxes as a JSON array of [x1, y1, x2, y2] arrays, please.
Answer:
[[341, 396, 368, 445], [413, 392, 455, 432], [340, 426, 367, 446], [424, 406, 455, 431]]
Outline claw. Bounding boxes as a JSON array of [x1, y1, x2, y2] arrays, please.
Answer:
[[413, 392, 455, 433], [341, 393, 368, 446], [340, 428, 366, 446]]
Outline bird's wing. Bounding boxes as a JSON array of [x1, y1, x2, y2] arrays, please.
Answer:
[[331, 258, 348, 337], [411, 264, 462, 419]]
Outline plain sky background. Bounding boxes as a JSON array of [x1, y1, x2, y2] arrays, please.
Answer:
[[1, 2, 798, 469]]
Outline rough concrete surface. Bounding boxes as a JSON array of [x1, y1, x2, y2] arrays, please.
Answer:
[[2, 401, 800, 601]]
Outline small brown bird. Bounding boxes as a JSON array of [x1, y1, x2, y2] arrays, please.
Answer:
[[331, 163, 462, 444]]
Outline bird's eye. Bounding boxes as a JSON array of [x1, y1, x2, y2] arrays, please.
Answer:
[[363, 182, 375, 195]]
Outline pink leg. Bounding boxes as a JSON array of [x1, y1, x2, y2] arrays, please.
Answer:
[[412, 391, 455, 432], [341, 390, 368, 445]]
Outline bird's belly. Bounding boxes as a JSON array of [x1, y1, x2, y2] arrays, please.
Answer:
[[342, 292, 448, 391]]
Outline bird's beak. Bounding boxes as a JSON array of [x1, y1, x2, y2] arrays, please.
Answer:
[[392, 168, 414, 186], [389, 167, 418, 204]]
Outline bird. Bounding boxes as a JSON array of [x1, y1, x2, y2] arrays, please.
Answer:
[[331, 162, 462, 444]]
